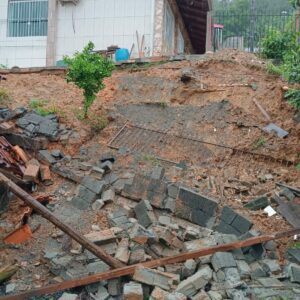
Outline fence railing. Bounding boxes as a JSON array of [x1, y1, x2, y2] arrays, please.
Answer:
[[208, 10, 298, 53]]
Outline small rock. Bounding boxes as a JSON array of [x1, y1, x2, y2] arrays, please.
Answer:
[[181, 259, 197, 279], [99, 161, 113, 173]]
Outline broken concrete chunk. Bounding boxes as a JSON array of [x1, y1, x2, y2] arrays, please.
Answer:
[[79, 162, 93, 171], [164, 197, 177, 213], [115, 238, 130, 264], [87, 261, 109, 274], [224, 267, 242, 289], [107, 278, 122, 296], [84, 229, 116, 246], [236, 260, 251, 278], [58, 293, 78, 300], [109, 209, 133, 230], [91, 285, 110, 300], [101, 189, 115, 203], [81, 176, 105, 195], [286, 248, 300, 264], [153, 225, 185, 250], [151, 166, 165, 180], [168, 183, 180, 199], [23, 161, 40, 182], [211, 252, 236, 272], [244, 196, 269, 210], [40, 164, 52, 184], [250, 262, 268, 279], [123, 282, 143, 300], [51, 165, 83, 183], [129, 247, 146, 264], [207, 291, 222, 300], [90, 166, 105, 180], [150, 287, 187, 300], [261, 259, 281, 274], [133, 266, 180, 291], [92, 199, 105, 211], [71, 185, 97, 210], [181, 259, 197, 279], [38, 150, 57, 165], [134, 199, 157, 228], [176, 265, 213, 297], [130, 223, 156, 244], [257, 277, 283, 287], [99, 161, 113, 173]]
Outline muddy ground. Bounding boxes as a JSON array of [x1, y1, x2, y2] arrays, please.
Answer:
[[0, 50, 300, 295]]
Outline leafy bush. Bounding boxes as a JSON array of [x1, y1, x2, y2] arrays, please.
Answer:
[[261, 30, 295, 60], [284, 89, 300, 111], [64, 42, 115, 118], [281, 47, 300, 83]]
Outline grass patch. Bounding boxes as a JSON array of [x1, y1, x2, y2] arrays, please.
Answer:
[[252, 137, 266, 150], [0, 88, 11, 106], [29, 99, 59, 116], [85, 113, 109, 132]]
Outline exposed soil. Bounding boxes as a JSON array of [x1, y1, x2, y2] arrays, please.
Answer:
[[0, 49, 299, 295]]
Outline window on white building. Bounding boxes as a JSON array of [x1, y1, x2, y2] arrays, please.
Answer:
[[7, 0, 48, 37]]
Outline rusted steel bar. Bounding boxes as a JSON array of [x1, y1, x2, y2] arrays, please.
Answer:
[[0, 172, 124, 269], [3, 228, 300, 300]]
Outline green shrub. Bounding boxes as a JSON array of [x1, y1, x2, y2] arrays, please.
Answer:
[[261, 30, 295, 61], [284, 89, 300, 111], [282, 47, 300, 83], [64, 42, 115, 118]]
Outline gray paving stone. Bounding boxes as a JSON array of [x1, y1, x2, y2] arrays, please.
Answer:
[[71, 185, 97, 210], [261, 259, 281, 274], [250, 262, 268, 279], [87, 261, 110, 274], [181, 259, 197, 279], [211, 252, 237, 271], [236, 260, 251, 278], [168, 183, 179, 199]]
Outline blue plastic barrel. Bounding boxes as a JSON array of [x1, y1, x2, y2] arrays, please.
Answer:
[[115, 48, 130, 61]]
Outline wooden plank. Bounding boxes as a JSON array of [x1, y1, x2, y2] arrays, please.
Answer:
[[0, 172, 124, 269], [2, 228, 299, 300]]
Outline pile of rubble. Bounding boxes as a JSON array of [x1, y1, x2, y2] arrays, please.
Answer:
[[25, 155, 300, 300]]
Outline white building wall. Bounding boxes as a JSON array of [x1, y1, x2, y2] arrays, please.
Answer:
[[0, 0, 47, 68], [56, 0, 155, 63]]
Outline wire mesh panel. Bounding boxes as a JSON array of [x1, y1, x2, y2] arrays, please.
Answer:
[[212, 10, 296, 52], [7, 0, 48, 37]]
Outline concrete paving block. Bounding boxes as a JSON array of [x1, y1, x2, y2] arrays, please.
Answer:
[[133, 266, 179, 291], [257, 277, 283, 287], [84, 229, 116, 246], [286, 248, 300, 264], [211, 252, 237, 271], [164, 197, 177, 213], [220, 206, 237, 224], [290, 264, 300, 283], [38, 150, 57, 165], [224, 268, 242, 289], [71, 185, 97, 210], [123, 282, 143, 300], [231, 214, 253, 234]]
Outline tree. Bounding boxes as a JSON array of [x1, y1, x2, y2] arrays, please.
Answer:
[[63, 42, 115, 118]]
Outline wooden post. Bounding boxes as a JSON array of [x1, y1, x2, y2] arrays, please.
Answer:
[[0, 172, 124, 269], [2, 228, 300, 300]]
